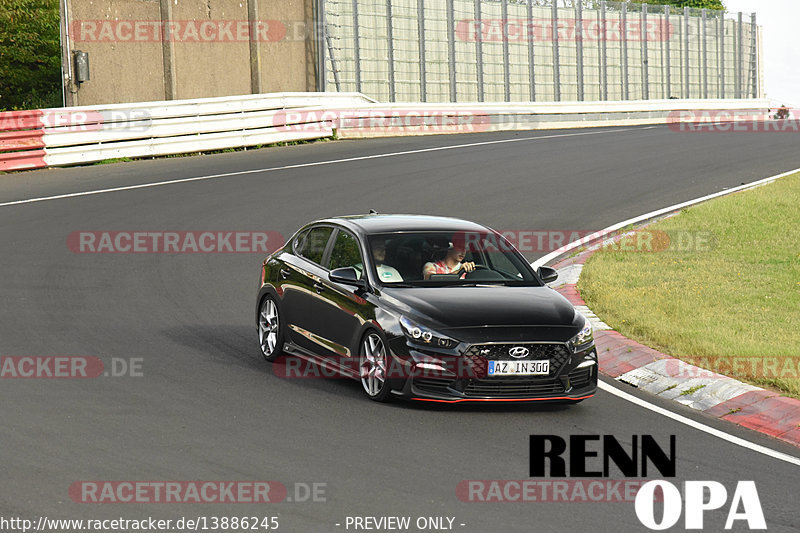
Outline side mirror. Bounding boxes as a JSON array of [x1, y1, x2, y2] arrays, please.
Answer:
[[329, 267, 366, 288], [537, 266, 559, 284]]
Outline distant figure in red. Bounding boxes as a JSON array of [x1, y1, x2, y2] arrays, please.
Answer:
[[774, 105, 790, 120]]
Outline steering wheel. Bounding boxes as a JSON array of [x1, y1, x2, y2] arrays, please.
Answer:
[[456, 264, 494, 277]]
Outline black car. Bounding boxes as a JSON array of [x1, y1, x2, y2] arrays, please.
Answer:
[[256, 214, 597, 403]]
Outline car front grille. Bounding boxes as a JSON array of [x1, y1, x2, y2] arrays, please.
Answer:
[[464, 343, 572, 378], [463, 377, 564, 398], [412, 370, 593, 400]]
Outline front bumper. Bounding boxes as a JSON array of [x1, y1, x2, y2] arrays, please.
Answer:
[[385, 337, 598, 403]]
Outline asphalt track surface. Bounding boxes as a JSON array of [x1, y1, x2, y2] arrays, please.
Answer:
[[2, 125, 800, 532]]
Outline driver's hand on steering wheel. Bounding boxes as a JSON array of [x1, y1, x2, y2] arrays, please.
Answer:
[[460, 261, 476, 273]]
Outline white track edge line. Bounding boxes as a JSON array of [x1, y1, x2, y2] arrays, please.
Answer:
[[599, 381, 800, 467]]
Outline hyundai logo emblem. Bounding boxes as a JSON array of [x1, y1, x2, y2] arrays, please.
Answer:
[[508, 346, 529, 359]]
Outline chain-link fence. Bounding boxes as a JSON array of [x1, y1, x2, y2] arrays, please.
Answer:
[[317, 0, 759, 102]]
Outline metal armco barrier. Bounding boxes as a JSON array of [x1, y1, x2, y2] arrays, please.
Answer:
[[303, 99, 773, 138], [0, 94, 773, 171], [0, 93, 374, 171], [0, 110, 48, 171]]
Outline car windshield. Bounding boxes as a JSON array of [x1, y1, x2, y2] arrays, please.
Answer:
[[367, 231, 542, 287]]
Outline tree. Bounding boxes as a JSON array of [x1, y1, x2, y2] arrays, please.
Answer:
[[629, 0, 726, 10], [0, 0, 62, 111]]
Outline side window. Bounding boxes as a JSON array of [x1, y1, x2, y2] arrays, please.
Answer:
[[328, 230, 364, 272], [293, 230, 310, 256], [485, 247, 516, 274], [294, 227, 333, 265]]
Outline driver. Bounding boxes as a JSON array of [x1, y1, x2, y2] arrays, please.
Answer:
[[423, 235, 475, 280]]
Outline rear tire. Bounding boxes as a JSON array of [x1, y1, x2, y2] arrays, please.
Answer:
[[258, 296, 284, 362]]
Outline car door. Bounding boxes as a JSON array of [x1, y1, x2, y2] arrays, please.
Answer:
[[279, 225, 335, 353], [305, 228, 374, 367]]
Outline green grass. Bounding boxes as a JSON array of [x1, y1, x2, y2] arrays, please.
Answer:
[[93, 157, 133, 165], [679, 385, 706, 396], [579, 173, 800, 398]]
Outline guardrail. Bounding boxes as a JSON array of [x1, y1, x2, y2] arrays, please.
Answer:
[[0, 94, 774, 171], [0, 92, 374, 172], [302, 99, 774, 138]]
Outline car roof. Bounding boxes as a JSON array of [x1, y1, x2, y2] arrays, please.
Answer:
[[316, 214, 491, 234]]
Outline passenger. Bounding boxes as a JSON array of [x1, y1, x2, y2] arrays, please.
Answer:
[[356, 239, 403, 282], [423, 237, 475, 280]]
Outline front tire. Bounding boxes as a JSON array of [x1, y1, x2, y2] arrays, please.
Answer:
[[359, 331, 392, 402], [258, 296, 284, 362]]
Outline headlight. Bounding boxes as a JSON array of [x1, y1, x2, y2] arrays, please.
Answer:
[[570, 314, 594, 348], [400, 316, 457, 349]]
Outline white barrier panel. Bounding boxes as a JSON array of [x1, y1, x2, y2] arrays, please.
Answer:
[[303, 99, 773, 138], [37, 92, 373, 167]]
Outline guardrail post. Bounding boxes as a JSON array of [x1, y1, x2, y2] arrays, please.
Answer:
[[641, 4, 649, 100], [352, 0, 362, 93], [576, 0, 584, 101], [683, 6, 689, 98], [527, 0, 536, 101], [552, 0, 561, 101], [386, 0, 396, 102], [621, 2, 628, 100], [502, 0, 511, 102], [447, 0, 457, 102], [701, 9, 708, 99], [418, 0, 427, 102], [475, 0, 485, 102], [600, 1, 608, 101], [736, 11, 743, 99]]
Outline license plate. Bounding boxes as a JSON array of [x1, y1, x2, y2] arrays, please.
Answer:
[[488, 360, 549, 376]]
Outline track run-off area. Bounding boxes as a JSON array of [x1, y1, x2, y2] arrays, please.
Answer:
[[1, 125, 800, 532]]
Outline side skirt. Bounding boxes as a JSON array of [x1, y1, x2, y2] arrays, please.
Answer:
[[282, 341, 360, 380]]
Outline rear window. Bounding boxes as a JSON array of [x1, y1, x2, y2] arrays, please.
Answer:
[[294, 227, 333, 265]]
